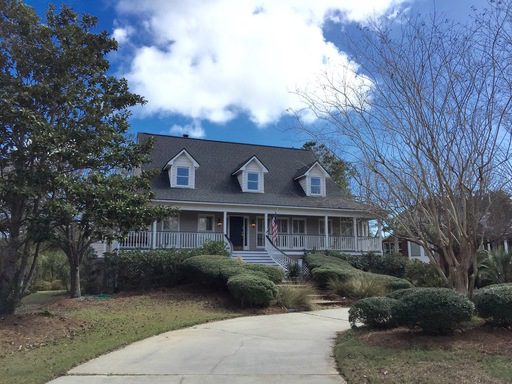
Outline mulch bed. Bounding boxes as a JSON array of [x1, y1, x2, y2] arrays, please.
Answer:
[[359, 326, 512, 355]]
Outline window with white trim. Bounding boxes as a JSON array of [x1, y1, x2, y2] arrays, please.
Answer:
[[162, 216, 179, 231], [310, 177, 321, 195], [247, 172, 259, 191], [198, 215, 214, 232], [176, 166, 190, 186], [276, 218, 288, 234], [292, 219, 306, 234]]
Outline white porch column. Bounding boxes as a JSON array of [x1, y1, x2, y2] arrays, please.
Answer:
[[223, 211, 228, 236], [264, 212, 269, 247], [324, 215, 329, 249], [353, 217, 358, 251], [504, 240, 509, 253], [151, 220, 157, 249]]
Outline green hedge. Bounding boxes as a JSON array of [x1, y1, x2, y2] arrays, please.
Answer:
[[474, 283, 512, 326], [106, 249, 198, 290], [244, 264, 284, 284], [349, 297, 399, 329], [305, 253, 412, 294], [392, 288, 474, 334], [227, 273, 278, 307]]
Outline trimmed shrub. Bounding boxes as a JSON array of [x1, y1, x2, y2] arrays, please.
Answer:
[[474, 283, 512, 326], [107, 249, 197, 291], [244, 264, 284, 284], [182, 255, 249, 286], [227, 273, 278, 307], [392, 288, 474, 334], [276, 285, 316, 311], [199, 240, 230, 257], [349, 297, 399, 329], [387, 287, 429, 300], [405, 260, 447, 287]]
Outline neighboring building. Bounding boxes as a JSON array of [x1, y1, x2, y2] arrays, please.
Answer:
[[382, 235, 429, 262], [118, 133, 382, 268]]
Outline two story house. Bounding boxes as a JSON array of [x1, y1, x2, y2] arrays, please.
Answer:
[[118, 133, 382, 268]]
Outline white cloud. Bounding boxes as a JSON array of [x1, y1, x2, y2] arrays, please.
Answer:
[[169, 120, 206, 138], [115, 0, 405, 125], [112, 26, 132, 45]]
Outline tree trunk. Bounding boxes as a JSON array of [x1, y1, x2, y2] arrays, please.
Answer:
[[0, 242, 21, 315], [449, 265, 470, 295], [69, 263, 81, 299]]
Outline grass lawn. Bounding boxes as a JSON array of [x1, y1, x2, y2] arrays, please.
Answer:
[[0, 286, 249, 384], [335, 327, 512, 384]]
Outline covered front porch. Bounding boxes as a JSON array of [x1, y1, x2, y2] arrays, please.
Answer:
[[119, 209, 382, 254]]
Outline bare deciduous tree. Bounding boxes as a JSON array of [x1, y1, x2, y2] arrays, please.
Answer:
[[298, 3, 512, 295]]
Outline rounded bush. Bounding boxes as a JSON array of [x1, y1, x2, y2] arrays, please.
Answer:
[[392, 288, 474, 334], [349, 297, 399, 329], [227, 274, 278, 307], [474, 283, 512, 326], [244, 264, 284, 284]]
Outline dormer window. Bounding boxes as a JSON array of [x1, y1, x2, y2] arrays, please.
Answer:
[[176, 167, 190, 187], [247, 172, 259, 191], [163, 149, 200, 189], [294, 161, 330, 197], [310, 177, 321, 195], [232, 155, 268, 193]]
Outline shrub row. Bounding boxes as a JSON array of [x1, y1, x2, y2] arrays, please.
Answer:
[[106, 249, 199, 291], [305, 253, 412, 298], [104, 241, 232, 291], [182, 255, 283, 307], [349, 288, 474, 334]]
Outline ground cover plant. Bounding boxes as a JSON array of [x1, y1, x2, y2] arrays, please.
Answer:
[[0, 288, 245, 384], [305, 253, 412, 298]]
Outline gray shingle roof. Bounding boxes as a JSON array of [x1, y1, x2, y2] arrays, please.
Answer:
[[139, 133, 367, 211]]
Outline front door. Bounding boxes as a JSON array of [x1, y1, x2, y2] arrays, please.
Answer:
[[229, 216, 244, 251]]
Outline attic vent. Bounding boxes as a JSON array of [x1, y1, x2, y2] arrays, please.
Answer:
[[182, 134, 189, 138]]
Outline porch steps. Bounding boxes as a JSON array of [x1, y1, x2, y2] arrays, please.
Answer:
[[232, 251, 279, 267]]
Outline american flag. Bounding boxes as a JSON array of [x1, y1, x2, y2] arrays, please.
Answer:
[[271, 214, 278, 244]]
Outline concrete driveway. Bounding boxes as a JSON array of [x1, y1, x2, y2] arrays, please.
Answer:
[[48, 308, 349, 384]]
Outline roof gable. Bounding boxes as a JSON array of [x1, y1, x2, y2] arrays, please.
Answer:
[[231, 155, 269, 175], [293, 161, 330, 180], [163, 148, 200, 170]]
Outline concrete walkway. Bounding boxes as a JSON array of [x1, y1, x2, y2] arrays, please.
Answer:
[[49, 308, 350, 384]]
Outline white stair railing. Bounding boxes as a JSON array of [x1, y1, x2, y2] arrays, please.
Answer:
[[264, 235, 296, 271]]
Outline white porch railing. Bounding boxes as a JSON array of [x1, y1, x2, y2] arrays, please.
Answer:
[[357, 237, 382, 252], [274, 234, 380, 252], [119, 231, 224, 249], [119, 231, 381, 253]]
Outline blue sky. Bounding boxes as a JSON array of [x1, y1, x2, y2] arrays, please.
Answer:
[[26, 0, 487, 149]]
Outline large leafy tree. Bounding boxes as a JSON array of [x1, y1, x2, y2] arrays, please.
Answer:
[[51, 173, 172, 298], [0, 1, 167, 311]]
